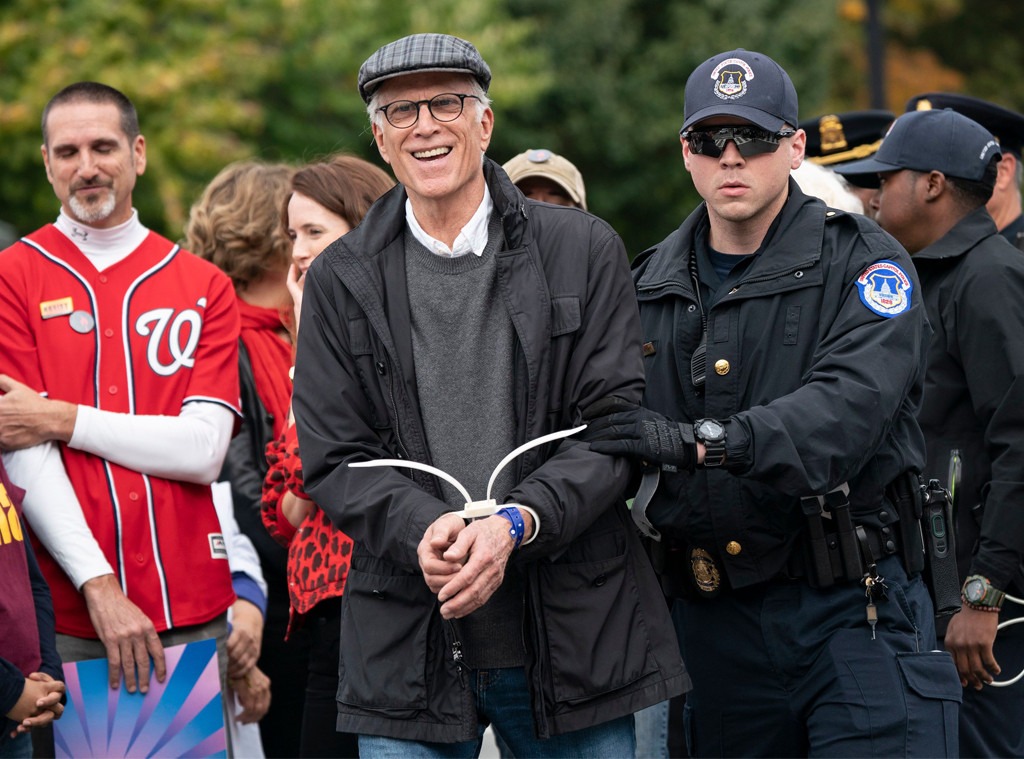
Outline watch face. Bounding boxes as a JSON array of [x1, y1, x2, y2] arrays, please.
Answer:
[[699, 420, 724, 440], [964, 578, 986, 603]]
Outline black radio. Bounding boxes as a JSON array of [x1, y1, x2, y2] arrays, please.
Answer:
[[921, 477, 961, 617]]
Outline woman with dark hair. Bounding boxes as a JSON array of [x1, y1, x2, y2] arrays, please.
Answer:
[[261, 153, 393, 758], [282, 154, 395, 331]]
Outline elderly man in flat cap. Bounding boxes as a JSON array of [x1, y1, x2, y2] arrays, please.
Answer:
[[291, 33, 687, 757]]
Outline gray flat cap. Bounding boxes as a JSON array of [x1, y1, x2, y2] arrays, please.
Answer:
[[358, 33, 491, 103]]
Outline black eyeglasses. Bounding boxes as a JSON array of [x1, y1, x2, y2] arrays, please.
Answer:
[[377, 93, 481, 129], [681, 125, 796, 158]]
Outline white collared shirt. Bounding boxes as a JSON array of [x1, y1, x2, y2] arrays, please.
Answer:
[[405, 184, 493, 258]]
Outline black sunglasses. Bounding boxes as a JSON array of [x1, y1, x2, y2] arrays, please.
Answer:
[[682, 125, 796, 158]]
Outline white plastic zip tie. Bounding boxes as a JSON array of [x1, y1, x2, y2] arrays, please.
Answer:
[[348, 424, 586, 538], [991, 593, 1024, 687]]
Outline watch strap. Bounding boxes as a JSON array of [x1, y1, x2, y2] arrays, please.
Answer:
[[963, 598, 1003, 612], [962, 574, 1006, 611], [694, 419, 727, 468]]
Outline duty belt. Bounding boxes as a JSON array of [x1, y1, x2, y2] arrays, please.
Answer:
[[787, 524, 901, 580], [788, 482, 902, 588], [639, 477, 901, 594]]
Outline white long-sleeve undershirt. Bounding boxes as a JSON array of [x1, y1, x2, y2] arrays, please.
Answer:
[[3, 442, 113, 588], [69, 401, 236, 484], [212, 481, 267, 598], [4, 401, 235, 590]]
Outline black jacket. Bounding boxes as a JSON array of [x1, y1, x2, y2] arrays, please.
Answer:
[[293, 159, 687, 742], [634, 182, 930, 588], [914, 206, 1024, 594]]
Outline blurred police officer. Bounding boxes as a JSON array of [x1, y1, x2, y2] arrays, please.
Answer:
[[803, 110, 893, 218], [844, 108, 1024, 759], [908, 92, 1024, 250], [581, 49, 961, 756]]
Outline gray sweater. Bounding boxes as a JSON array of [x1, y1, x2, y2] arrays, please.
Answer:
[[405, 213, 524, 668]]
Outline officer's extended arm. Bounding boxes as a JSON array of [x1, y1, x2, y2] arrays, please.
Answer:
[[578, 403, 699, 471]]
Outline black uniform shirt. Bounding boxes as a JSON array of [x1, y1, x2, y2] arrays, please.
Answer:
[[913, 206, 1024, 592]]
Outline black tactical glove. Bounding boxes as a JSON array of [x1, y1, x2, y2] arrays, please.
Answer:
[[577, 405, 696, 471]]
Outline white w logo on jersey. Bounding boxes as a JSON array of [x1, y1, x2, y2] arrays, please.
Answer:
[[136, 307, 202, 376]]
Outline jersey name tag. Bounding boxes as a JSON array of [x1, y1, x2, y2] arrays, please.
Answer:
[[39, 297, 74, 319]]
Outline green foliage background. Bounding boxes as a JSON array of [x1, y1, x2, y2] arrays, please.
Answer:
[[1, 0, 1021, 255]]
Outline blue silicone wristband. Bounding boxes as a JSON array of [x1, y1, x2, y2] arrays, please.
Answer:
[[496, 506, 525, 549]]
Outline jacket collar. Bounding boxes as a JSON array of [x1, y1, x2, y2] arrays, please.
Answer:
[[325, 155, 528, 270], [484, 157, 530, 249], [309, 153, 534, 397], [912, 206, 1000, 262], [636, 179, 824, 289]]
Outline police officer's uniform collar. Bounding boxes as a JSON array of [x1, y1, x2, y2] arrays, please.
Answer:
[[911, 205, 1000, 262], [636, 179, 822, 290]]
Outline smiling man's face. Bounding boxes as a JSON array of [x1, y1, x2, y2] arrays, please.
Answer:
[[372, 72, 493, 216], [42, 100, 146, 228]]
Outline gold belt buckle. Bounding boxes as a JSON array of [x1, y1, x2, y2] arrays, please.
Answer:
[[690, 547, 722, 595]]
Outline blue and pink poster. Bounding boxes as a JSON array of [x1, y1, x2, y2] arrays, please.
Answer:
[[54, 638, 226, 758]]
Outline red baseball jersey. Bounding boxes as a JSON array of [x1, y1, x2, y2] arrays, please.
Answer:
[[0, 225, 241, 637]]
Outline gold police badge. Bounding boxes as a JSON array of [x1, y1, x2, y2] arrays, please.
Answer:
[[690, 547, 721, 594], [818, 114, 848, 153]]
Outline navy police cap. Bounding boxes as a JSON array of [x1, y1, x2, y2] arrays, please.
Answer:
[[907, 92, 1024, 157], [682, 49, 798, 133], [836, 109, 1001, 183]]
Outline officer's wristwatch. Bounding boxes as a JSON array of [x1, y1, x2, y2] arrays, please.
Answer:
[[694, 418, 727, 468], [961, 574, 1005, 612]]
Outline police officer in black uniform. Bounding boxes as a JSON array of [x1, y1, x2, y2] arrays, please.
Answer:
[[580, 49, 962, 757], [843, 107, 1024, 759], [801, 109, 893, 218], [907, 92, 1024, 251]]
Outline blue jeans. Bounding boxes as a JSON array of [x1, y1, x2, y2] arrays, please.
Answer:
[[358, 666, 636, 758], [633, 700, 669, 759]]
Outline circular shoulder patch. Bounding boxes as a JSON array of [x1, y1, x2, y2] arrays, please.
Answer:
[[855, 260, 913, 318]]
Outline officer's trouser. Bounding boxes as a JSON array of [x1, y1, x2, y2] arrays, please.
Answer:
[[956, 598, 1024, 759], [677, 555, 961, 757]]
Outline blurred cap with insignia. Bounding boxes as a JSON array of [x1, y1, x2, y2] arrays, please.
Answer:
[[801, 110, 894, 188]]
